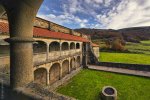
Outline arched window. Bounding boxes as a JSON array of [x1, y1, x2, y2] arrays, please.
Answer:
[[70, 57, 76, 71], [76, 43, 80, 49], [49, 41, 60, 52], [62, 42, 69, 50], [62, 60, 69, 77], [33, 41, 47, 53], [34, 68, 47, 85], [70, 42, 75, 49], [49, 63, 60, 84]]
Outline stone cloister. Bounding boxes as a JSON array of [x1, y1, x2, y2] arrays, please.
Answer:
[[0, 0, 99, 99], [32, 39, 82, 85]]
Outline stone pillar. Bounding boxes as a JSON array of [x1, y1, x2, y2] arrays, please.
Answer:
[[60, 62, 63, 79], [2, 0, 43, 88], [46, 71, 50, 85], [60, 41, 62, 57], [46, 43, 49, 61], [68, 58, 71, 73]]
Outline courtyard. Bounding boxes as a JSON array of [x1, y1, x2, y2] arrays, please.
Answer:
[[57, 69, 150, 100]]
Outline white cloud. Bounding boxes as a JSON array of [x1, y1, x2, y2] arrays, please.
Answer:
[[37, 13, 88, 28], [80, 23, 86, 27], [103, 0, 112, 6], [42, 5, 50, 11], [96, 0, 150, 29], [47, 14, 56, 19], [38, 0, 150, 29], [85, 0, 103, 4]]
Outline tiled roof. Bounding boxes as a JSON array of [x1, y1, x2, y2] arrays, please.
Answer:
[[0, 22, 8, 33], [92, 43, 99, 47], [0, 22, 89, 42]]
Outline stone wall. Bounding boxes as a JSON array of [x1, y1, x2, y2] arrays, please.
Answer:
[[47, 67, 82, 91], [50, 22, 70, 34], [98, 62, 150, 71], [72, 30, 81, 36], [33, 53, 47, 63], [93, 47, 99, 59], [34, 18, 49, 29], [0, 14, 88, 38]]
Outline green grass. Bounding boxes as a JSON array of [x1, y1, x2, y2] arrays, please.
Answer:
[[57, 69, 150, 100], [99, 52, 150, 65], [126, 41, 150, 55], [98, 40, 150, 64], [141, 40, 150, 44]]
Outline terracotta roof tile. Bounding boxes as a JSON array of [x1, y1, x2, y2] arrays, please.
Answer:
[[0, 22, 9, 33], [0, 22, 89, 42], [91, 43, 99, 47]]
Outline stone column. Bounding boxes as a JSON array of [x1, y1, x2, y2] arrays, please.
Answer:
[[46, 71, 50, 85], [60, 41, 62, 57], [75, 57, 77, 70], [60, 62, 63, 79], [68, 58, 71, 73], [2, 0, 43, 88], [46, 43, 49, 61]]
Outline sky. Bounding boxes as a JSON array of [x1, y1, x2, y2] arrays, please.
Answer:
[[37, 0, 150, 29]]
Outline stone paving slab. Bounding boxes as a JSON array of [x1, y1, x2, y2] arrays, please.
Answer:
[[88, 65, 150, 78]]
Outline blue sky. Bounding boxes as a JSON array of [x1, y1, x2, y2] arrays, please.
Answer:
[[37, 0, 150, 29]]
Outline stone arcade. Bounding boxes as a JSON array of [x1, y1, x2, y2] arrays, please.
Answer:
[[0, 0, 99, 99]]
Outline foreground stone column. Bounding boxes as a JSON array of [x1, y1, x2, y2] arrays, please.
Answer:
[[1, 0, 43, 88]]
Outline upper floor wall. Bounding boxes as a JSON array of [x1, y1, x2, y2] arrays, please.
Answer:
[[0, 14, 89, 40]]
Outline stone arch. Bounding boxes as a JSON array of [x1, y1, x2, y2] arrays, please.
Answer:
[[77, 56, 81, 68], [62, 42, 69, 50], [49, 63, 60, 84], [62, 60, 69, 77], [0, 4, 6, 17], [49, 41, 60, 52], [34, 68, 47, 85], [70, 57, 76, 71], [70, 42, 75, 49], [33, 40, 47, 53], [76, 43, 80, 49], [0, 1, 43, 88]]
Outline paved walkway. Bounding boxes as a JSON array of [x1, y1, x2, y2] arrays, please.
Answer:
[[88, 65, 150, 78]]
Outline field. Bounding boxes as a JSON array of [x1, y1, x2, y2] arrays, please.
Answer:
[[126, 41, 150, 55], [57, 69, 150, 100], [99, 52, 150, 65], [99, 40, 150, 65]]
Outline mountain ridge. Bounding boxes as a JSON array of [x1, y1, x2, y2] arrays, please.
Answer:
[[75, 26, 150, 42]]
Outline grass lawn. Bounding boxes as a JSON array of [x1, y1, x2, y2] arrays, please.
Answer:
[[99, 52, 150, 65], [57, 69, 150, 100], [126, 41, 150, 55]]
